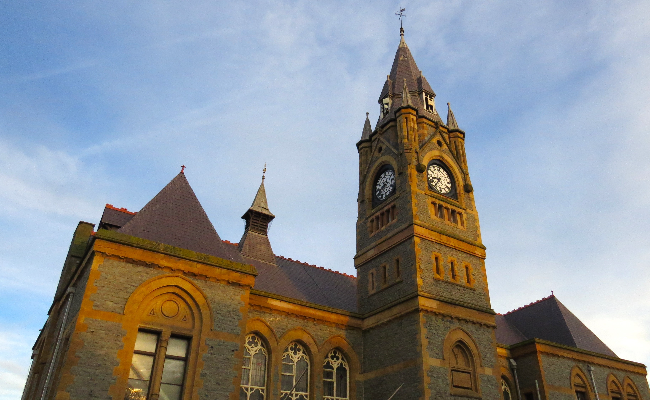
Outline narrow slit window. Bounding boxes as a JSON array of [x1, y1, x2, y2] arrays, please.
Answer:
[[395, 259, 401, 279], [451, 261, 457, 281], [434, 255, 441, 276], [381, 265, 387, 285], [465, 265, 471, 284]]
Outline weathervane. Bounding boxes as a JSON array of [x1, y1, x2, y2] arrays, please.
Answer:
[[262, 163, 267, 181], [181, 165, 186, 173], [395, 7, 406, 33]]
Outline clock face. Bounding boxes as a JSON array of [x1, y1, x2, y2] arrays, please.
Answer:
[[375, 168, 396, 202], [427, 164, 452, 195]]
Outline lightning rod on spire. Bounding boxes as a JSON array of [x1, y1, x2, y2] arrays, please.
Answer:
[[395, 8, 406, 35]]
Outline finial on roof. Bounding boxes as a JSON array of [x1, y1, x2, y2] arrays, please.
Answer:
[[181, 165, 186, 174], [395, 7, 406, 36], [361, 112, 372, 140], [401, 78, 412, 107], [551, 290, 554, 296], [262, 163, 267, 181], [447, 103, 459, 130]]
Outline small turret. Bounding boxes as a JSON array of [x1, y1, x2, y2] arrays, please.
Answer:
[[239, 169, 276, 265]]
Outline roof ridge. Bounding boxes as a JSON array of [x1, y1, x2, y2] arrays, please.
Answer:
[[504, 294, 554, 315], [105, 203, 136, 215], [275, 254, 356, 279]]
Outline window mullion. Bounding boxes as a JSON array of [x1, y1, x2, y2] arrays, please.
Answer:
[[149, 331, 171, 400]]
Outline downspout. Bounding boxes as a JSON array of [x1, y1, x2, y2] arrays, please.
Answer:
[[587, 365, 600, 400], [510, 359, 523, 400], [535, 380, 542, 400], [41, 287, 75, 400]]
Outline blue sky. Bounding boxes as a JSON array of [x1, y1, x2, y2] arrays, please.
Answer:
[[2, 1, 650, 398]]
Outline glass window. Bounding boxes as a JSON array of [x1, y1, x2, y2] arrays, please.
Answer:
[[281, 342, 309, 400], [502, 379, 512, 400], [323, 350, 349, 400], [240, 334, 268, 400], [125, 331, 189, 400]]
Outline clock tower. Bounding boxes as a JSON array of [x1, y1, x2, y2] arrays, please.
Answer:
[[355, 28, 500, 399]]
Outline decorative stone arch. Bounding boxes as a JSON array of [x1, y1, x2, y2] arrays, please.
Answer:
[[442, 328, 482, 397], [111, 274, 212, 400], [364, 155, 398, 211], [278, 328, 319, 400], [622, 376, 641, 400], [319, 336, 360, 400], [570, 366, 593, 400], [607, 374, 624, 400], [421, 149, 466, 204]]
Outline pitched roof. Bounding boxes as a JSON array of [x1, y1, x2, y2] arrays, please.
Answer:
[[242, 251, 358, 313], [98, 204, 135, 230], [118, 172, 243, 262], [377, 31, 442, 124], [497, 295, 617, 357]]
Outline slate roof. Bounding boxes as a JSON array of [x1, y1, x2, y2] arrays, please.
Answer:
[[377, 31, 442, 124], [243, 253, 358, 313], [496, 295, 617, 357], [246, 180, 274, 217], [118, 172, 243, 262], [359, 112, 372, 142], [98, 204, 135, 231]]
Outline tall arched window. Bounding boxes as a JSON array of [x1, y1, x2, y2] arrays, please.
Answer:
[[450, 341, 476, 392], [240, 334, 268, 400], [501, 378, 512, 400], [323, 349, 349, 400], [281, 342, 309, 400]]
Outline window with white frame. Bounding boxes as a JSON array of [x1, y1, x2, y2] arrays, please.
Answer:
[[323, 350, 349, 400], [281, 342, 309, 400], [240, 334, 268, 400]]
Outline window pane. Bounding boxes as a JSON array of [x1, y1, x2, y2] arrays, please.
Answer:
[[125, 379, 149, 400], [324, 380, 334, 396], [282, 362, 293, 374], [250, 352, 266, 387], [161, 358, 186, 385], [295, 359, 308, 392], [159, 383, 182, 400], [324, 369, 333, 380], [129, 354, 154, 380], [281, 374, 293, 391], [336, 365, 348, 398], [242, 366, 250, 385], [240, 388, 248, 400], [167, 337, 189, 358], [134, 331, 158, 353], [250, 389, 265, 400]]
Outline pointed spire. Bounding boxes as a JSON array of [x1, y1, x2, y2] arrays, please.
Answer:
[[118, 172, 243, 262], [360, 112, 372, 140], [248, 178, 274, 217], [401, 78, 413, 107], [447, 102, 459, 130], [239, 172, 276, 265]]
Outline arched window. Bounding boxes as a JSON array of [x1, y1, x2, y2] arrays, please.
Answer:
[[625, 383, 639, 400], [240, 334, 268, 400], [323, 349, 349, 400], [572, 372, 590, 400], [607, 376, 623, 400], [450, 341, 476, 392], [501, 378, 512, 400], [281, 342, 309, 400]]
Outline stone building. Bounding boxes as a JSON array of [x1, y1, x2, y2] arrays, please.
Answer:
[[21, 29, 649, 400]]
